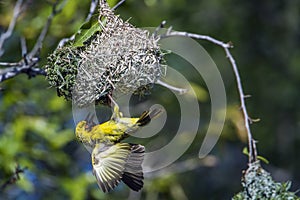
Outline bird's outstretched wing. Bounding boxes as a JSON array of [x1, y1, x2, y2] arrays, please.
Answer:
[[92, 143, 145, 192], [92, 143, 131, 192]]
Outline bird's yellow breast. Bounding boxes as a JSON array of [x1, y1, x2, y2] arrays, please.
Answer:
[[75, 117, 141, 145], [94, 118, 139, 133]]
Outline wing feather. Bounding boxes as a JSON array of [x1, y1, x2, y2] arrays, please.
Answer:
[[92, 143, 145, 192], [122, 144, 145, 191], [92, 143, 131, 192]]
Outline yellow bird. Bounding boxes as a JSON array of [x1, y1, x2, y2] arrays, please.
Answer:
[[75, 104, 161, 192]]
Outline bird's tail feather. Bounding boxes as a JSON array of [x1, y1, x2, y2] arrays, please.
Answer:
[[136, 108, 162, 127], [122, 144, 145, 191]]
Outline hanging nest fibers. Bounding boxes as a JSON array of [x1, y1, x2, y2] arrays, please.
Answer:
[[45, 0, 166, 107]]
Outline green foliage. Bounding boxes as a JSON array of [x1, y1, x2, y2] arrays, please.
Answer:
[[242, 147, 269, 164], [73, 15, 107, 47], [45, 46, 80, 101], [61, 173, 95, 200]]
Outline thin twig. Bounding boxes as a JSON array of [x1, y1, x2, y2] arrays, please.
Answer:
[[0, 62, 20, 67], [156, 79, 188, 94], [162, 30, 257, 163], [28, 0, 67, 58], [224, 47, 257, 163], [85, 0, 99, 22], [112, 0, 126, 11], [161, 31, 231, 48], [0, 0, 24, 56], [0, 165, 27, 191], [20, 37, 27, 57]]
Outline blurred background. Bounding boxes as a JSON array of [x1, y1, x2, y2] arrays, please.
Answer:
[[0, 0, 300, 199]]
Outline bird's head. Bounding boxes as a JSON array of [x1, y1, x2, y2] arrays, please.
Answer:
[[75, 114, 97, 139]]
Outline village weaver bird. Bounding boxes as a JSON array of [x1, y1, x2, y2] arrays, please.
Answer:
[[75, 104, 162, 192]]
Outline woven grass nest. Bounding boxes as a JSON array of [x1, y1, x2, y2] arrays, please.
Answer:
[[45, 1, 166, 107]]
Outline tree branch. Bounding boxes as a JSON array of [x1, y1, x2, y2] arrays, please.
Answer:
[[0, 57, 45, 82], [0, 0, 24, 56], [0, 0, 67, 83], [85, 0, 99, 22], [112, 0, 126, 11], [161, 30, 258, 163], [0, 165, 27, 191], [28, 0, 67, 58]]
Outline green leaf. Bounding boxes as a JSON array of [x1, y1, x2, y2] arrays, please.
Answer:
[[242, 147, 269, 164], [257, 155, 269, 164], [73, 15, 106, 47]]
